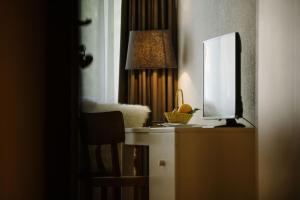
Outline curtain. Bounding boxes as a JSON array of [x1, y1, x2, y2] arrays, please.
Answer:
[[80, 0, 121, 103], [119, 0, 178, 122]]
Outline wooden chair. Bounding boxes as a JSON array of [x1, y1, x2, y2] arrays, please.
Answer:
[[79, 111, 148, 200]]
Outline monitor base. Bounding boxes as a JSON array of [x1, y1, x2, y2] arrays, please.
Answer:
[[216, 119, 245, 128]]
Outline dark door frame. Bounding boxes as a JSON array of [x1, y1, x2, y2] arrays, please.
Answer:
[[44, 0, 79, 199]]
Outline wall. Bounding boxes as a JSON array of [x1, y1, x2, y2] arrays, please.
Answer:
[[0, 0, 44, 199], [258, 0, 300, 199], [177, 0, 256, 124]]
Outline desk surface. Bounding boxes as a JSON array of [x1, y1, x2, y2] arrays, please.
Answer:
[[125, 127, 175, 133], [125, 126, 255, 133]]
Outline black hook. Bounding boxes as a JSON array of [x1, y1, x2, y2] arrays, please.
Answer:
[[78, 18, 92, 26], [78, 44, 93, 68]]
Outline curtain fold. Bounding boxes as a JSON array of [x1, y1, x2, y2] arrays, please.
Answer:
[[119, 0, 178, 122]]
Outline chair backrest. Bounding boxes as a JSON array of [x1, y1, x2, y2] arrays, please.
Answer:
[[80, 111, 148, 200], [80, 111, 125, 177], [80, 111, 125, 145]]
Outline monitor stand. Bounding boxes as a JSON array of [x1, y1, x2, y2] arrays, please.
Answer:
[[216, 119, 245, 128]]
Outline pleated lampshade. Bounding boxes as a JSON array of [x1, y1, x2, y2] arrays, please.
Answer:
[[125, 30, 177, 70]]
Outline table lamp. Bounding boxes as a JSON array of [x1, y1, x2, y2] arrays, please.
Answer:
[[125, 30, 177, 70]]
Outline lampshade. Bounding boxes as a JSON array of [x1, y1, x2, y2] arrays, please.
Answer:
[[125, 30, 177, 70]]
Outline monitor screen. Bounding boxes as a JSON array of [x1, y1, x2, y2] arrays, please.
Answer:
[[203, 32, 237, 119]]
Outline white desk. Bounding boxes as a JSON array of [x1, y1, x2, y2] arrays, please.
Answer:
[[125, 127, 255, 200]]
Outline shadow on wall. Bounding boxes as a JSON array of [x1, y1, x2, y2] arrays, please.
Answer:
[[181, 32, 192, 66]]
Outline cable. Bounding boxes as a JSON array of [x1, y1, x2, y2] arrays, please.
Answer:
[[241, 117, 256, 128]]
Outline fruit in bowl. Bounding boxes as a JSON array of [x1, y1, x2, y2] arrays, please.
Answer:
[[178, 104, 200, 114], [178, 104, 192, 113], [164, 104, 200, 124], [164, 89, 200, 123]]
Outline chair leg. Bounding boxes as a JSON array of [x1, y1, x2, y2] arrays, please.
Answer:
[[111, 187, 121, 200], [87, 182, 93, 200], [133, 187, 137, 200], [101, 187, 108, 200], [133, 186, 148, 200], [142, 186, 149, 200], [79, 180, 93, 200]]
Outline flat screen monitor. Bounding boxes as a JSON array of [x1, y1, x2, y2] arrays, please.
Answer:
[[203, 32, 238, 120]]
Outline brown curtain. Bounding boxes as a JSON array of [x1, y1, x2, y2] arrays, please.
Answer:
[[119, 0, 178, 122]]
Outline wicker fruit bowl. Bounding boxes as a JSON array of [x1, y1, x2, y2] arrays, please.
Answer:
[[164, 111, 192, 124], [164, 89, 199, 124]]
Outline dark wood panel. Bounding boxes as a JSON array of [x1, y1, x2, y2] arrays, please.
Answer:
[[44, 0, 79, 199], [176, 128, 256, 200]]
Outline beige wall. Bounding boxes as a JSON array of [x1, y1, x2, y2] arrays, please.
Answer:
[[177, 0, 256, 124], [258, 0, 300, 199]]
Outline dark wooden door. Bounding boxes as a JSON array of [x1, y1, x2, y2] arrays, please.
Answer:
[[44, 0, 79, 199]]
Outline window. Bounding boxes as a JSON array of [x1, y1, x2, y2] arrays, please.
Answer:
[[80, 0, 121, 103]]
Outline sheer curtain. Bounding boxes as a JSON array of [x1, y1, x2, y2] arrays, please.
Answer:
[[80, 0, 122, 103]]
